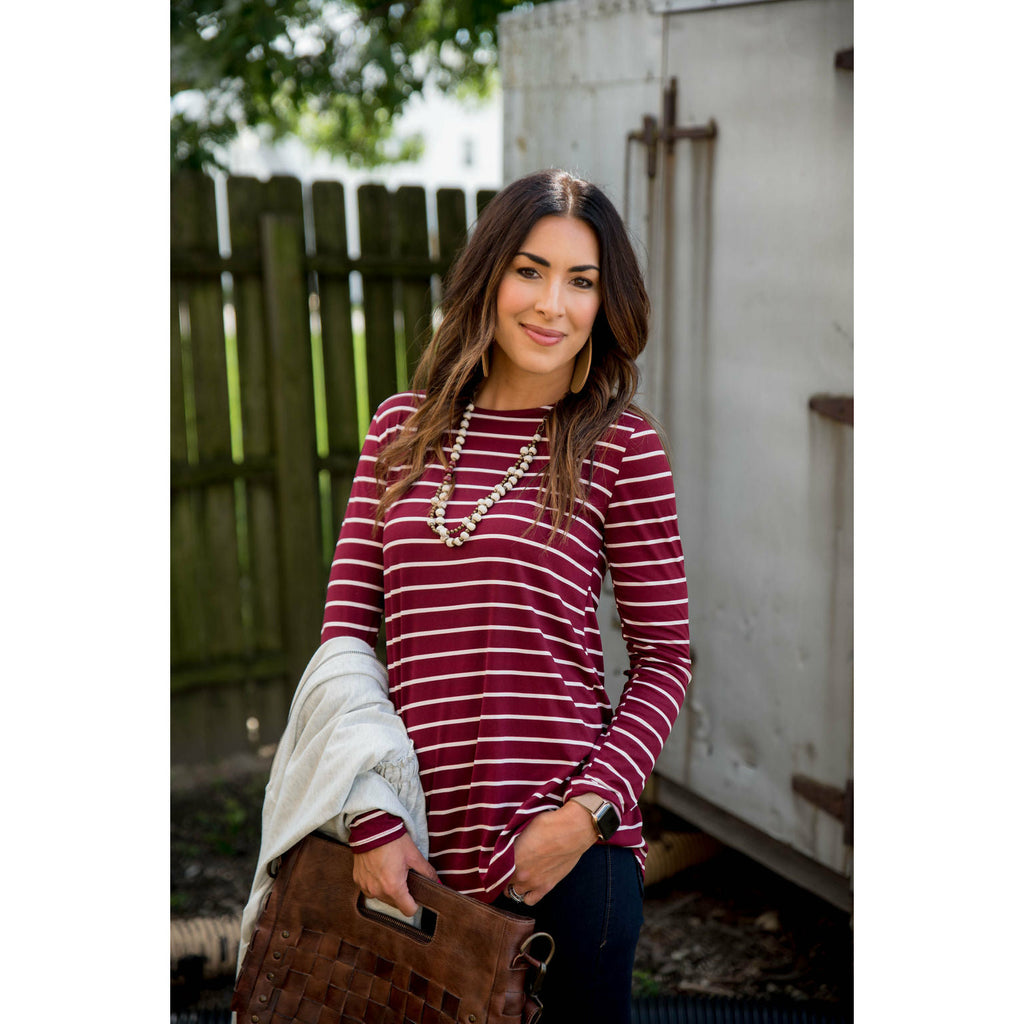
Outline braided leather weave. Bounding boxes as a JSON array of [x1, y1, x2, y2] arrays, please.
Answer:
[[233, 833, 552, 1024]]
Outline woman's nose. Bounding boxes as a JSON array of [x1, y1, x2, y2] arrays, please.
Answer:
[[535, 281, 564, 318]]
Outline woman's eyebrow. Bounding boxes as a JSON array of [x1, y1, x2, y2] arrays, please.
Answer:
[[515, 250, 600, 274]]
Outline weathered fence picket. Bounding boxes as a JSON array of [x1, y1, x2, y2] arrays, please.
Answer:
[[170, 172, 496, 764], [394, 186, 435, 376], [358, 185, 400, 416], [437, 188, 469, 266], [310, 181, 360, 531], [261, 212, 323, 689]]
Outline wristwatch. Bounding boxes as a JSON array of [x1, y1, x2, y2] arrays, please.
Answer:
[[570, 793, 620, 842]]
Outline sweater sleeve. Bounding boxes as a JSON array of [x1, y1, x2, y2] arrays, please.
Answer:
[[321, 396, 414, 851], [565, 418, 691, 818]]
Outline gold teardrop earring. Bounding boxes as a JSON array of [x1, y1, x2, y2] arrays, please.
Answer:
[[569, 336, 592, 394]]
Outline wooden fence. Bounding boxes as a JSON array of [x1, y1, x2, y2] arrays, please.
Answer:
[[171, 172, 496, 765]]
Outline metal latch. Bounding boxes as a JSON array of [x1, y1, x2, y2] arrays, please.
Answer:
[[623, 77, 717, 226], [626, 77, 717, 180], [791, 774, 853, 846], [809, 394, 853, 426]]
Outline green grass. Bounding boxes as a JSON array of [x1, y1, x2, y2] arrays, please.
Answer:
[[631, 969, 664, 999]]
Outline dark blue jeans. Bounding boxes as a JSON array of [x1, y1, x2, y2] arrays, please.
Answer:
[[494, 843, 644, 1024]]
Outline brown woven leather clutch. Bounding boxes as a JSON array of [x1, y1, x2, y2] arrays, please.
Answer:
[[232, 832, 554, 1024]]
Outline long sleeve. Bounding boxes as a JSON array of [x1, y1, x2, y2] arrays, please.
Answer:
[[565, 419, 691, 818], [320, 395, 421, 850]]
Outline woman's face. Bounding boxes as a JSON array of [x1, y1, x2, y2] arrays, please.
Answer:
[[488, 215, 601, 405]]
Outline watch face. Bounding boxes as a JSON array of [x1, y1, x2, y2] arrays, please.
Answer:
[[595, 804, 619, 841]]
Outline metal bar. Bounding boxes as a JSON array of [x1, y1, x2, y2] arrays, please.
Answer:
[[624, 76, 716, 186], [663, 77, 679, 154], [792, 774, 853, 847], [791, 774, 846, 820], [668, 121, 718, 141], [809, 394, 854, 426]]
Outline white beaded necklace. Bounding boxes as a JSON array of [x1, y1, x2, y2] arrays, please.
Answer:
[[426, 401, 545, 547]]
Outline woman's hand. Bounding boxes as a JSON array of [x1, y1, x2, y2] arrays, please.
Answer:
[[507, 801, 596, 906], [352, 833, 438, 918]]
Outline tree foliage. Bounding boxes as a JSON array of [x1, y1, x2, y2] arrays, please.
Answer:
[[171, 0, 545, 172]]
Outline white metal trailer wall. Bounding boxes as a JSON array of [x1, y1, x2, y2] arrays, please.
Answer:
[[501, 0, 663, 212], [501, 0, 853, 909]]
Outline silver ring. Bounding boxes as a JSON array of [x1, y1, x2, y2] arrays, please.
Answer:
[[507, 884, 526, 904]]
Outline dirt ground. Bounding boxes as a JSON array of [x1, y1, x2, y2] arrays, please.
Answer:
[[170, 755, 852, 1015]]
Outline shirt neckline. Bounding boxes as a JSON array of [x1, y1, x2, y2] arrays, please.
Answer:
[[469, 403, 554, 416]]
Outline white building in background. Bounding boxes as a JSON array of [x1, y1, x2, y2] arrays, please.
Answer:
[[215, 86, 501, 258], [224, 86, 502, 193]]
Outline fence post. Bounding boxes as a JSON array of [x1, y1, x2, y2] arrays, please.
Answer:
[[227, 176, 306, 663], [436, 188, 468, 270], [311, 181, 360, 539], [358, 185, 398, 414], [260, 213, 323, 686], [476, 190, 498, 220], [395, 186, 433, 381]]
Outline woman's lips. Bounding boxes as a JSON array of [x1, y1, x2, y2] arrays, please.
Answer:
[[520, 322, 565, 346]]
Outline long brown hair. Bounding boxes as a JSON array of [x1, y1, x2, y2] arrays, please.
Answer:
[[375, 169, 651, 539]]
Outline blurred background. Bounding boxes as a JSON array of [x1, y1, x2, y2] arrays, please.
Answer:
[[171, 1, 852, 1019]]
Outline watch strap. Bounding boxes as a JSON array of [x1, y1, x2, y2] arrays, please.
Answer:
[[569, 793, 619, 841]]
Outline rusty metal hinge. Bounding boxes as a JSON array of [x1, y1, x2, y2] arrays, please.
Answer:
[[792, 774, 853, 846], [809, 394, 853, 426]]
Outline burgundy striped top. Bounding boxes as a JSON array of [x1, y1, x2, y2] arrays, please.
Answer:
[[321, 392, 690, 902]]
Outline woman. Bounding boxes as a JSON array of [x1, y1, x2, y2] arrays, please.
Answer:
[[321, 169, 690, 1022]]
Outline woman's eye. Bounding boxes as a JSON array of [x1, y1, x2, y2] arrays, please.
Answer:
[[516, 266, 540, 279], [572, 277, 596, 289]]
